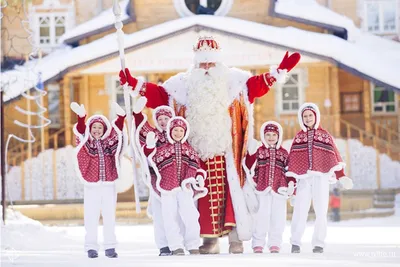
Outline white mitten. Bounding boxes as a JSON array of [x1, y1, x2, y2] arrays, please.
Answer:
[[339, 176, 353, 190], [133, 96, 147, 114], [287, 181, 295, 196], [196, 175, 205, 188], [113, 102, 126, 116], [277, 186, 288, 196], [146, 132, 157, 149], [70, 102, 86, 117], [248, 139, 260, 155]]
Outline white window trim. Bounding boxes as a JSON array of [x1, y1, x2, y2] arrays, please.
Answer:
[[174, 0, 233, 17], [109, 75, 123, 120], [370, 82, 398, 115], [34, 12, 69, 48], [47, 83, 61, 128], [109, 75, 148, 119], [29, 2, 75, 51], [363, 0, 398, 34], [275, 69, 306, 115]]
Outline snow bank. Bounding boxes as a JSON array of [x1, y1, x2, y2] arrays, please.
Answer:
[[0, 207, 73, 252], [4, 146, 149, 202]]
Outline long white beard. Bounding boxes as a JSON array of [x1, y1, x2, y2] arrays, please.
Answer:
[[185, 64, 232, 161]]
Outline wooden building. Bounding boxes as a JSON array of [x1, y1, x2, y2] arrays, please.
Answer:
[[2, 0, 400, 202]]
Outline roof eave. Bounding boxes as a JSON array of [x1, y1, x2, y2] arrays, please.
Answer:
[[268, 0, 348, 40], [55, 24, 400, 93], [7, 21, 398, 104], [63, 0, 136, 45]]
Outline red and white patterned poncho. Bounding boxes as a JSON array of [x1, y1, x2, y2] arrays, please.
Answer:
[[144, 117, 208, 200], [73, 114, 127, 188], [286, 103, 346, 182], [132, 105, 175, 199], [243, 121, 292, 196]]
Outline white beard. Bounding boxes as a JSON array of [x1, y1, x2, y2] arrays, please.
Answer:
[[185, 63, 232, 161]]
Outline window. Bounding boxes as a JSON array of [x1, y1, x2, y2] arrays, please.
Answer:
[[47, 84, 61, 128], [364, 0, 397, 33], [371, 84, 397, 113], [30, 1, 74, 49], [36, 13, 68, 47], [109, 75, 147, 118], [115, 79, 126, 109], [341, 93, 363, 113], [278, 72, 304, 113], [184, 0, 222, 14], [174, 0, 232, 17]]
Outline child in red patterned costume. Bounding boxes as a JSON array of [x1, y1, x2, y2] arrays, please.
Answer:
[[71, 102, 130, 259], [286, 102, 353, 254], [243, 121, 294, 254], [144, 116, 208, 256], [131, 96, 177, 256]]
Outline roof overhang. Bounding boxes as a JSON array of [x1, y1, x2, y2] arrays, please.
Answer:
[[78, 26, 320, 74]]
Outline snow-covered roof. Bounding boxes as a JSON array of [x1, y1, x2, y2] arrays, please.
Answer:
[[2, 15, 400, 102], [274, 0, 359, 41], [273, 0, 400, 60], [58, 0, 133, 44]]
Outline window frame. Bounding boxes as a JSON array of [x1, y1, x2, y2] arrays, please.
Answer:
[[276, 69, 305, 115], [340, 92, 363, 113], [174, 0, 233, 17], [370, 83, 398, 115], [47, 83, 61, 128], [34, 12, 69, 48], [363, 0, 398, 34]]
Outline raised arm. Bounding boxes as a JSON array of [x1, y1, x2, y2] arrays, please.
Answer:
[[244, 139, 260, 169], [132, 96, 148, 128], [119, 68, 169, 108], [113, 102, 126, 131], [70, 102, 87, 134], [143, 131, 158, 157], [246, 51, 301, 104]]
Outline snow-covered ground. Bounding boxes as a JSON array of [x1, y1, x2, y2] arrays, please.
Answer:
[[1, 210, 399, 267]]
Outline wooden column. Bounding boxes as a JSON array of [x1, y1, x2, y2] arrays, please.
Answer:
[[21, 161, 25, 200], [324, 66, 332, 133], [82, 75, 90, 115], [329, 66, 341, 137], [52, 149, 57, 200], [363, 80, 372, 133], [63, 76, 72, 145], [27, 90, 32, 200]]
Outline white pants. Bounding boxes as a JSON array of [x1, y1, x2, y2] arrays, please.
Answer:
[[161, 191, 200, 251], [84, 184, 117, 252], [252, 192, 287, 249], [291, 176, 329, 248], [150, 192, 169, 249]]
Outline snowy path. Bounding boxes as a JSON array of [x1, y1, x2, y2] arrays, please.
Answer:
[[1, 216, 400, 267]]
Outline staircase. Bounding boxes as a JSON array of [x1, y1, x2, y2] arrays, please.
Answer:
[[374, 189, 396, 210], [339, 119, 400, 161], [8, 127, 68, 167]]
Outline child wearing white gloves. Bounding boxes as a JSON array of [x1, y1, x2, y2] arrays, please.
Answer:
[[131, 96, 178, 256], [286, 103, 353, 254], [71, 102, 129, 258], [243, 121, 293, 254], [144, 116, 208, 256]]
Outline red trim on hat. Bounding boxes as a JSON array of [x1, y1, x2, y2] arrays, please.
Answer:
[[89, 118, 107, 134]]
